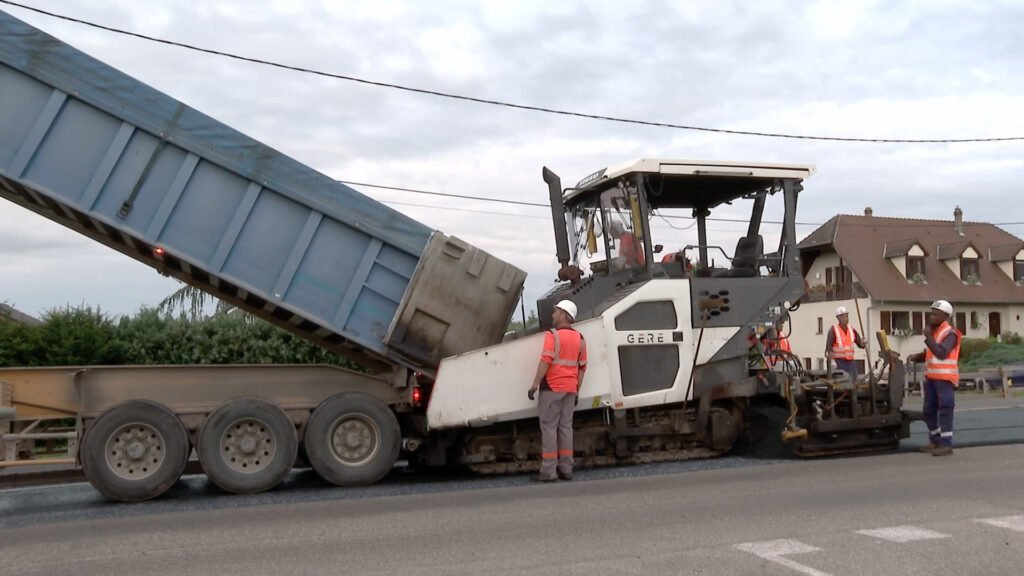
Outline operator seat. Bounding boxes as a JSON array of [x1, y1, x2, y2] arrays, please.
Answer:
[[712, 235, 763, 278]]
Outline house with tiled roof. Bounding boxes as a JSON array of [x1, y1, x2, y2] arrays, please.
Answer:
[[0, 303, 40, 325], [788, 207, 1024, 374]]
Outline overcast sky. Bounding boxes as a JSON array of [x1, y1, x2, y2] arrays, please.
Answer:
[[2, 0, 1023, 319]]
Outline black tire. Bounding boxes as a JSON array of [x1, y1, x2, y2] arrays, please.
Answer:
[[735, 404, 796, 460], [81, 400, 189, 502], [305, 392, 400, 487], [197, 397, 298, 494]]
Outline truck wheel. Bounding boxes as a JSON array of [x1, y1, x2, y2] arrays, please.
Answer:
[[737, 404, 795, 460], [81, 400, 189, 502], [197, 397, 298, 494], [304, 392, 400, 487]]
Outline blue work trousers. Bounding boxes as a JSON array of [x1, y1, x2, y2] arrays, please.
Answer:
[[923, 378, 956, 447]]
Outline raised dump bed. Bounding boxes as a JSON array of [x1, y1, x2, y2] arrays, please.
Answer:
[[0, 10, 525, 373]]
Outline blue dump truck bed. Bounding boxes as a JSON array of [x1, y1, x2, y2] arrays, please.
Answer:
[[0, 10, 526, 373]]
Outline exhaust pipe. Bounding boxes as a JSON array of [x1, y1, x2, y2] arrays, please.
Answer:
[[543, 167, 581, 282]]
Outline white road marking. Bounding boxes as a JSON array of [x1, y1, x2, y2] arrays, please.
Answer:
[[735, 539, 832, 576], [855, 526, 950, 543], [977, 515, 1024, 532]]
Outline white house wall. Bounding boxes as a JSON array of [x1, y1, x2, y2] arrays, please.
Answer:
[[891, 256, 907, 278], [790, 300, 1024, 373], [787, 297, 871, 371], [805, 252, 842, 288], [944, 258, 960, 278]]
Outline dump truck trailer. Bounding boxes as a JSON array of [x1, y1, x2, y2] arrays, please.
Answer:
[[0, 11, 916, 502], [0, 10, 526, 500]]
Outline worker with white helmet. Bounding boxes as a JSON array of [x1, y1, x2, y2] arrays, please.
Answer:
[[825, 306, 866, 382], [528, 299, 587, 481], [907, 300, 961, 457]]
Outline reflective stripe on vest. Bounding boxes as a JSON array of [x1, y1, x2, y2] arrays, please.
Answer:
[[548, 328, 587, 367], [832, 325, 855, 360], [925, 322, 961, 383]]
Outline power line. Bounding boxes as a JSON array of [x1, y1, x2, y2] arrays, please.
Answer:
[[345, 180, 1024, 228], [5, 0, 1024, 144], [341, 180, 547, 207], [382, 200, 545, 219]]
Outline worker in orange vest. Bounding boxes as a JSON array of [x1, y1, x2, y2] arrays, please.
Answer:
[[765, 319, 792, 367], [610, 220, 644, 269], [825, 306, 866, 381], [528, 300, 588, 481], [907, 300, 961, 457]]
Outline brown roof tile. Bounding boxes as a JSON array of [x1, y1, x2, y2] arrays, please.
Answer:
[[798, 214, 1024, 304], [882, 239, 922, 258], [936, 240, 974, 261], [989, 243, 1024, 263]]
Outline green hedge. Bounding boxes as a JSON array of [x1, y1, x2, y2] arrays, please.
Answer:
[[0, 306, 355, 368]]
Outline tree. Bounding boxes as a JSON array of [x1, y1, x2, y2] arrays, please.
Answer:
[[507, 310, 540, 334], [158, 283, 238, 321]]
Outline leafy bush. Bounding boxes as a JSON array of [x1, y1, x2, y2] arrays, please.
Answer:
[[0, 317, 40, 367], [1002, 332, 1024, 346], [0, 305, 357, 368], [960, 343, 1024, 372], [958, 338, 995, 367]]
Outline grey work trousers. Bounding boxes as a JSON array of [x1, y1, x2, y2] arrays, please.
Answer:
[[538, 390, 575, 478]]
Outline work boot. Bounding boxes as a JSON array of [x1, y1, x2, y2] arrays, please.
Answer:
[[932, 445, 954, 457], [919, 442, 940, 453], [536, 473, 558, 483], [558, 471, 573, 482]]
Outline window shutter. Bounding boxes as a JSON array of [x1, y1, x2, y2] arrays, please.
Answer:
[[880, 311, 892, 332]]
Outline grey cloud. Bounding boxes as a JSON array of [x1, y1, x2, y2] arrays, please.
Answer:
[[2, 0, 1022, 319]]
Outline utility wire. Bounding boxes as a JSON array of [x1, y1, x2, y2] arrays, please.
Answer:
[[346, 180, 1024, 228], [341, 180, 547, 207], [5, 0, 1024, 144], [382, 200, 545, 219], [7, 2, 1019, 225]]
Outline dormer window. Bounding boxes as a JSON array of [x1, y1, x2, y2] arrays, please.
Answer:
[[961, 257, 980, 284], [987, 244, 1023, 284], [906, 256, 925, 279], [884, 239, 926, 281], [938, 241, 980, 282]]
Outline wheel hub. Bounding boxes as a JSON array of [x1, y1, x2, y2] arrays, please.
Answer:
[[220, 418, 275, 474], [330, 415, 380, 467], [105, 423, 165, 481]]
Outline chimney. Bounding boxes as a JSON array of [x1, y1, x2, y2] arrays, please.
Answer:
[[954, 206, 963, 235], [864, 207, 873, 217]]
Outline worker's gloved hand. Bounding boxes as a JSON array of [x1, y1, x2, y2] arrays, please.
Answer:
[[528, 388, 537, 401]]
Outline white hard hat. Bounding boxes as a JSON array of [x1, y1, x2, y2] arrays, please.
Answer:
[[555, 300, 578, 321], [835, 306, 849, 316], [931, 300, 954, 316]]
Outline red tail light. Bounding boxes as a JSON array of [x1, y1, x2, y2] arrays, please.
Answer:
[[411, 386, 422, 405]]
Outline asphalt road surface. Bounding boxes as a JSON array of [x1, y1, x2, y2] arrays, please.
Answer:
[[1, 403, 1022, 576]]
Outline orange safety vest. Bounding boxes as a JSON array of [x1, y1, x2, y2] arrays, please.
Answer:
[[541, 328, 588, 393], [925, 321, 961, 385], [778, 336, 792, 354], [766, 335, 791, 366], [619, 233, 645, 267], [831, 324, 855, 360]]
